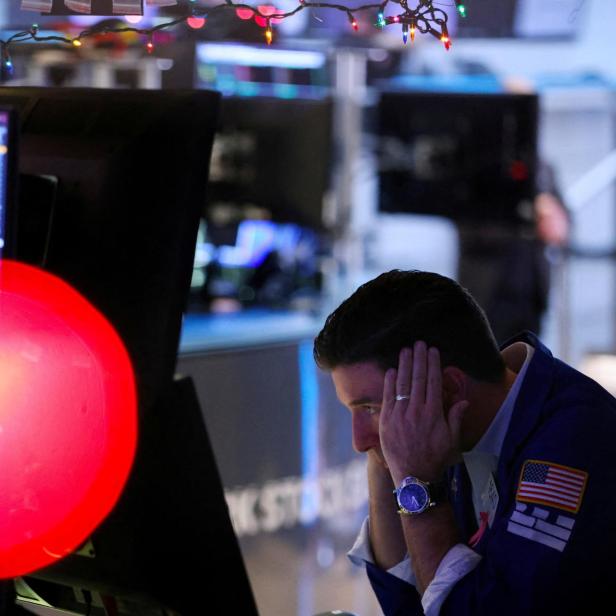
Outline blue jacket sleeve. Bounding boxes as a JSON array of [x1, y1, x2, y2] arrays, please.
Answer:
[[366, 562, 424, 616]]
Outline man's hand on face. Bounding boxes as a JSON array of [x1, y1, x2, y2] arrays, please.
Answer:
[[379, 341, 469, 485]]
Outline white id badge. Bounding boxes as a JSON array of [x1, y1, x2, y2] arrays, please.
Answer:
[[481, 473, 500, 527]]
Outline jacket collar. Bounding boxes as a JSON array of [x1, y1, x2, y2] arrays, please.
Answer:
[[496, 331, 556, 501]]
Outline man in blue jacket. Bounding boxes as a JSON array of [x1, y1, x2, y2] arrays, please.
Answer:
[[313, 269, 616, 615]]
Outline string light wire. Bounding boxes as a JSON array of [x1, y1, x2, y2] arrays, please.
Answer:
[[0, 0, 466, 76]]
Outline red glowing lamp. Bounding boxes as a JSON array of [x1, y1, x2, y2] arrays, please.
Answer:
[[0, 260, 137, 578]]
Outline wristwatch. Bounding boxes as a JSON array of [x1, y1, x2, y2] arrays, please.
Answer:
[[394, 476, 447, 516]]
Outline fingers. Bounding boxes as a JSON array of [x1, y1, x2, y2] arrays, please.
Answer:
[[426, 346, 443, 410], [390, 342, 432, 406], [410, 341, 427, 408], [382, 367, 397, 417], [387, 341, 441, 412], [395, 347, 412, 399]]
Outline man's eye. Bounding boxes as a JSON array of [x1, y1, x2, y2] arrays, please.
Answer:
[[365, 407, 380, 416]]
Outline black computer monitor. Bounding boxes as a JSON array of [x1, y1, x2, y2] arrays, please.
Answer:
[[0, 87, 258, 615], [207, 95, 333, 231], [0, 106, 18, 260], [377, 90, 539, 226], [0, 86, 219, 414]]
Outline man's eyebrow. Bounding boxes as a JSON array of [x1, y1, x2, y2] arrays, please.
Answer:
[[349, 396, 381, 407]]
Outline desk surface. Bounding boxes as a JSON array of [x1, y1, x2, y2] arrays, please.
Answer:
[[179, 308, 324, 353]]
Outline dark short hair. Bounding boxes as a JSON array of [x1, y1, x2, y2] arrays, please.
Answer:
[[313, 270, 505, 383]]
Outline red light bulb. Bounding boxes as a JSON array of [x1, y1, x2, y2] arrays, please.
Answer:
[[187, 16, 206, 29], [236, 8, 253, 19], [0, 260, 137, 578]]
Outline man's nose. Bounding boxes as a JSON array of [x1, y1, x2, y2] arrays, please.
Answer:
[[351, 413, 379, 453]]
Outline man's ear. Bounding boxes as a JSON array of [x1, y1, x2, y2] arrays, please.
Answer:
[[442, 366, 469, 407]]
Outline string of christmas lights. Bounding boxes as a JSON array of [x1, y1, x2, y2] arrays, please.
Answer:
[[0, 0, 468, 79]]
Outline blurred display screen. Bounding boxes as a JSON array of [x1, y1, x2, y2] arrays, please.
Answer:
[[193, 219, 322, 309], [513, 0, 584, 38], [449, 0, 584, 39], [195, 43, 330, 99], [0, 108, 16, 259], [212, 219, 311, 268]]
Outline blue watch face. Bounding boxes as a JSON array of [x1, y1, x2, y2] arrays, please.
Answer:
[[399, 483, 430, 513]]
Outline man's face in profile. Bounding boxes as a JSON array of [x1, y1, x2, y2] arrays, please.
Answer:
[[331, 361, 388, 466]]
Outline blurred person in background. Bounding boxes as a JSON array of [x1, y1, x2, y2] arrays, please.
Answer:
[[457, 161, 570, 344]]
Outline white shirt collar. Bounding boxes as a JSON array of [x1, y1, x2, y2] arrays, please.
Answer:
[[470, 341, 535, 458], [461, 342, 535, 519]]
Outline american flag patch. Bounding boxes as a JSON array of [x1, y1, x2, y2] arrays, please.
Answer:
[[516, 460, 588, 514]]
